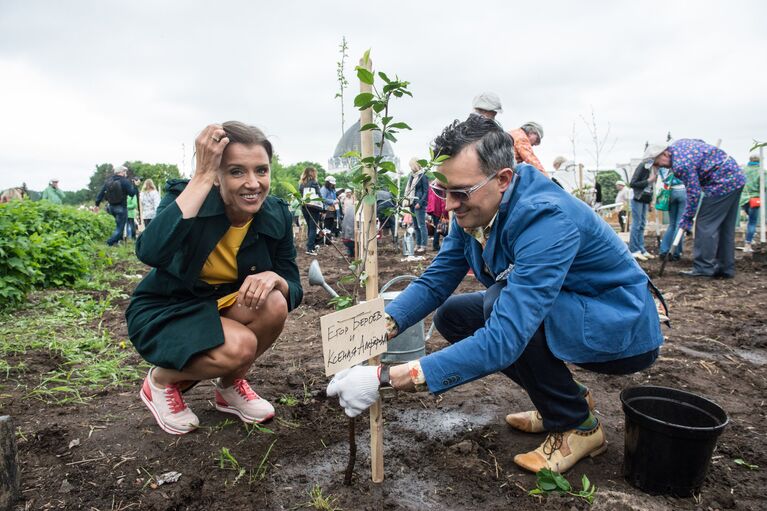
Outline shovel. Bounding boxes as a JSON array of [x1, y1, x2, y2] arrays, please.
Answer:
[[658, 228, 684, 277]]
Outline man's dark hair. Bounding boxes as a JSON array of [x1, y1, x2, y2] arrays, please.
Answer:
[[432, 115, 516, 176], [222, 120, 273, 161]]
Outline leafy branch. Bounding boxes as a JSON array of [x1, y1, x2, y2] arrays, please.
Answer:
[[528, 468, 597, 505], [334, 37, 349, 136]]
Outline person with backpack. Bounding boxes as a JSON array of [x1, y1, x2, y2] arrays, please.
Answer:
[[95, 166, 138, 246]]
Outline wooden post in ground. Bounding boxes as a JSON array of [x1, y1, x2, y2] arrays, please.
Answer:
[[359, 54, 384, 483], [0, 416, 20, 511]]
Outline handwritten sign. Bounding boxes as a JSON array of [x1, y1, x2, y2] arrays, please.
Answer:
[[320, 297, 388, 377]]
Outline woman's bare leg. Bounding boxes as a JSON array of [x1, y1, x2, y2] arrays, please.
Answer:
[[152, 290, 287, 387]]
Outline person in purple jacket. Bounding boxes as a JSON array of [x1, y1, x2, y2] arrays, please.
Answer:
[[644, 140, 745, 278], [328, 115, 663, 474]]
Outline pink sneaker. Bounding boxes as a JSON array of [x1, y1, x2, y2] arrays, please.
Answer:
[[214, 379, 275, 424], [140, 368, 199, 435]]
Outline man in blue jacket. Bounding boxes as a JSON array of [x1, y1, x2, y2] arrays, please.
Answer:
[[95, 165, 138, 246], [328, 115, 664, 474]]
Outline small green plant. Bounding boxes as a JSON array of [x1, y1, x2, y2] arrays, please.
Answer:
[[277, 394, 299, 406], [217, 447, 247, 486], [528, 468, 597, 505], [734, 458, 759, 470], [308, 484, 341, 511], [248, 439, 277, 484]]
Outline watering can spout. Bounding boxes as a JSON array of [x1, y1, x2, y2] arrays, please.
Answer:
[[308, 260, 339, 298]]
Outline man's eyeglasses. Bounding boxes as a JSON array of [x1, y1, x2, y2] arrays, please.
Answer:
[[429, 172, 498, 202]]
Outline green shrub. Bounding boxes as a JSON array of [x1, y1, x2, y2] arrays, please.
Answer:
[[0, 201, 113, 308]]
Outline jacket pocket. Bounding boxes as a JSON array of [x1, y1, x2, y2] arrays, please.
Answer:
[[582, 285, 644, 355]]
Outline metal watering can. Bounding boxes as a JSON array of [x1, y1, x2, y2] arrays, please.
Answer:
[[307, 261, 433, 363]]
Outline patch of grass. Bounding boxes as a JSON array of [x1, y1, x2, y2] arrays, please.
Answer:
[[277, 394, 299, 406], [217, 447, 247, 486], [249, 439, 277, 483], [0, 244, 147, 404], [308, 484, 341, 511]]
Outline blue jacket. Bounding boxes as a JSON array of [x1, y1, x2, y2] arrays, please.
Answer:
[[386, 164, 663, 394]]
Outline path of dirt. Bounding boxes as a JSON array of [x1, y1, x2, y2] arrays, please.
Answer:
[[3, 239, 766, 510]]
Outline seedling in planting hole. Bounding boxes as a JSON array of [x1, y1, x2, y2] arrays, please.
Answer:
[[734, 458, 759, 470], [277, 394, 299, 406], [528, 468, 597, 505]]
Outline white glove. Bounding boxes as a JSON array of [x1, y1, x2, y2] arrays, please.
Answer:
[[326, 366, 381, 417]]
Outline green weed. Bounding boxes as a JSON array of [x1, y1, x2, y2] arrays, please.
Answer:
[[308, 484, 341, 511], [217, 447, 247, 486], [277, 394, 299, 406], [528, 468, 597, 505]]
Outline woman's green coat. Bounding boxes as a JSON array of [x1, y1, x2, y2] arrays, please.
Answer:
[[126, 179, 303, 370]]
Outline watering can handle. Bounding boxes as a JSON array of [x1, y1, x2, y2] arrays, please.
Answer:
[[379, 274, 435, 341], [379, 274, 419, 294]]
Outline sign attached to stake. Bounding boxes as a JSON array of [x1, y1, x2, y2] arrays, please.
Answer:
[[320, 297, 387, 377]]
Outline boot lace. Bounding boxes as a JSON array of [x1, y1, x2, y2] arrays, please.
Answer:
[[234, 379, 259, 401], [542, 432, 564, 460], [164, 384, 187, 414]]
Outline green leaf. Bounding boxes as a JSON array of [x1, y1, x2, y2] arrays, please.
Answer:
[[383, 131, 397, 142], [372, 102, 386, 113], [342, 150, 361, 158], [528, 488, 543, 496], [390, 122, 411, 130], [553, 472, 571, 492], [379, 161, 396, 172], [355, 67, 374, 85], [538, 480, 557, 491], [359, 123, 379, 131], [435, 154, 451, 163], [432, 171, 447, 184], [363, 195, 376, 205], [378, 71, 391, 83], [381, 116, 393, 125], [734, 458, 759, 470], [361, 48, 371, 65], [581, 474, 591, 491], [354, 92, 374, 107]]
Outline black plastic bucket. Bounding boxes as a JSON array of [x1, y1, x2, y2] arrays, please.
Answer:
[[620, 386, 728, 497]]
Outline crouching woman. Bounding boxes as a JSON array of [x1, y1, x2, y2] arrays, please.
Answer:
[[126, 122, 302, 435]]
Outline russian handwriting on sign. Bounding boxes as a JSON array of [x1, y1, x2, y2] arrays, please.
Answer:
[[320, 297, 388, 376]]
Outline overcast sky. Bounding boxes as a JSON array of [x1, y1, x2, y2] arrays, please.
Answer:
[[1, 1, 765, 191]]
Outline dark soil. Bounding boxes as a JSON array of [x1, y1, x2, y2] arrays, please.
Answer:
[[3, 238, 767, 510]]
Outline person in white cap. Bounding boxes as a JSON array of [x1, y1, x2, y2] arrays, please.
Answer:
[[645, 139, 745, 277], [472, 92, 503, 120], [41, 178, 64, 204], [320, 175, 339, 236], [509, 122, 546, 175]]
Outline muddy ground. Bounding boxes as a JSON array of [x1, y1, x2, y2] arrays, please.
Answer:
[[2, 236, 767, 511]]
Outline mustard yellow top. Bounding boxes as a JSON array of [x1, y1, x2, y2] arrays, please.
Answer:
[[200, 219, 253, 309]]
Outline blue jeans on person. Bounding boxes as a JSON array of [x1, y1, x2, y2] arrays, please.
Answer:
[[106, 205, 127, 246], [659, 188, 687, 258], [411, 205, 428, 248], [430, 214, 442, 250], [629, 199, 648, 254], [302, 206, 322, 252], [432, 281, 659, 431], [742, 203, 759, 244]]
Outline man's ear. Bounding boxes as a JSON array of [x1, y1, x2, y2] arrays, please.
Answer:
[[497, 168, 515, 192]]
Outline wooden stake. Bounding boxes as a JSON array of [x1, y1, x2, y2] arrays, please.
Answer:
[[359, 53, 384, 483]]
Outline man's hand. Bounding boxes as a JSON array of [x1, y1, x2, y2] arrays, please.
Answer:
[[326, 366, 381, 417]]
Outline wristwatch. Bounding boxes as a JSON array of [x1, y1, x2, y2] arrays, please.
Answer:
[[379, 365, 393, 388]]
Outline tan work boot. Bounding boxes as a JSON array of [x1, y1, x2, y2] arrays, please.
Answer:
[[505, 390, 596, 433], [513, 421, 607, 474]]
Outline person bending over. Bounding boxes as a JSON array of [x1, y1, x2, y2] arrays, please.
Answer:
[[328, 115, 663, 474]]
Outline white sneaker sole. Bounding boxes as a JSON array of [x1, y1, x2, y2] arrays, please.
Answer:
[[215, 403, 274, 424], [140, 389, 197, 435]]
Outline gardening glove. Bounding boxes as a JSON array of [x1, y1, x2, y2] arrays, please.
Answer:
[[326, 366, 381, 417]]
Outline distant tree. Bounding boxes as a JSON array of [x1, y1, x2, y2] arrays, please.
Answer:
[[595, 170, 621, 205], [125, 161, 181, 194], [87, 163, 114, 198], [62, 189, 92, 205], [269, 157, 328, 201], [580, 108, 617, 171]]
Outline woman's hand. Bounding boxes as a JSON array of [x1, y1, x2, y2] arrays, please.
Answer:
[[238, 271, 288, 309], [193, 124, 229, 181]]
